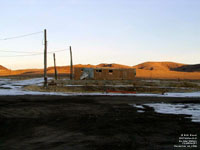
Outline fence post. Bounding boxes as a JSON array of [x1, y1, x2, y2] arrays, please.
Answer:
[[53, 53, 58, 80], [70, 46, 73, 80]]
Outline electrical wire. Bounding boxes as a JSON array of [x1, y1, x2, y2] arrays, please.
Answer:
[[0, 31, 43, 41], [0, 49, 69, 57], [0, 48, 68, 54], [48, 49, 68, 54], [0, 50, 42, 53]]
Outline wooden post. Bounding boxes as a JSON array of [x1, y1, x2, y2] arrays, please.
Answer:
[[44, 29, 48, 87], [53, 53, 58, 80], [70, 46, 73, 80]]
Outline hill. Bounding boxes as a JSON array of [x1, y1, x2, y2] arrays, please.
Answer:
[[0, 65, 9, 72], [133, 61, 185, 71], [133, 62, 200, 79], [1, 62, 200, 80], [97, 63, 132, 68], [171, 64, 200, 72]]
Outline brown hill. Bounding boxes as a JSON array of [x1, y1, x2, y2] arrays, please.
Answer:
[[1, 62, 200, 80], [46, 64, 96, 74], [133, 62, 200, 80], [0, 65, 10, 76], [0, 65, 9, 71], [97, 63, 131, 68], [133, 62, 185, 71]]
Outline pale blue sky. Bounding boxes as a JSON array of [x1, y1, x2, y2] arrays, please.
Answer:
[[0, 0, 199, 69]]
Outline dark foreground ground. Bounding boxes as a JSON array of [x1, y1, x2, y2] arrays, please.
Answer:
[[0, 95, 199, 150]]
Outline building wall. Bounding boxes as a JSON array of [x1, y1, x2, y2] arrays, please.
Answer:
[[74, 68, 83, 80], [74, 67, 136, 80], [93, 68, 135, 80]]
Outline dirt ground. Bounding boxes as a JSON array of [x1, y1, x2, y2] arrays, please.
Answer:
[[0, 95, 199, 150]]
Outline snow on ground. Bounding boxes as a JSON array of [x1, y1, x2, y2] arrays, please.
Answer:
[[131, 103, 200, 123], [145, 103, 200, 123], [0, 78, 45, 95], [132, 104, 145, 109], [1, 78, 200, 123], [0, 78, 200, 97], [131, 104, 145, 113]]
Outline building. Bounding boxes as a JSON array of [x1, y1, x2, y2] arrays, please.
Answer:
[[74, 67, 136, 80]]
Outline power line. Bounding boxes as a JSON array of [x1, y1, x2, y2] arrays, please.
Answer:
[[0, 48, 69, 54], [48, 49, 68, 53], [0, 50, 41, 53], [0, 49, 68, 57], [0, 52, 43, 57], [0, 31, 43, 41]]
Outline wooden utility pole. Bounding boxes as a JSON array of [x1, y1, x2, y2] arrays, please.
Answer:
[[53, 53, 58, 80], [44, 29, 48, 87], [70, 46, 73, 80]]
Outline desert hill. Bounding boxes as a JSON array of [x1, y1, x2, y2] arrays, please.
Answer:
[[0, 65, 9, 72], [133, 62, 200, 79], [97, 63, 132, 68], [46, 64, 96, 74], [133, 62, 185, 71], [1, 62, 200, 79]]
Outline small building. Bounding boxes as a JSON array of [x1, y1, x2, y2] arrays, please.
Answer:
[[74, 67, 136, 80]]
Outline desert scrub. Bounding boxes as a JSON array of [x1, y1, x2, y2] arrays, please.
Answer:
[[168, 81, 199, 88]]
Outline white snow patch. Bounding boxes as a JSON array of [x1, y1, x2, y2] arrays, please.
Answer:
[[131, 104, 145, 113], [137, 110, 145, 113], [132, 104, 145, 109], [144, 103, 200, 123]]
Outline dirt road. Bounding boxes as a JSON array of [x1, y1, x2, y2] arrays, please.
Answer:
[[0, 95, 199, 150]]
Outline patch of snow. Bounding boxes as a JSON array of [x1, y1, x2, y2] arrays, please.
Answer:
[[137, 110, 145, 113], [144, 103, 200, 123], [132, 104, 145, 109], [164, 92, 200, 97], [130, 104, 145, 113], [0, 78, 48, 95]]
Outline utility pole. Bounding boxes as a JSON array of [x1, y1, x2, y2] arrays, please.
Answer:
[[70, 46, 73, 80], [44, 29, 48, 87], [53, 53, 58, 80]]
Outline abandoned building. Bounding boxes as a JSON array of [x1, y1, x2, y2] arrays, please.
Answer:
[[74, 68, 136, 80]]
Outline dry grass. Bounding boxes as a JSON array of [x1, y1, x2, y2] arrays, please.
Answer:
[[24, 78, 200, 94]]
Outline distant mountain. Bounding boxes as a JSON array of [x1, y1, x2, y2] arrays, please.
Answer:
[[133, 62, 185, 71], [171, 64, 200, 72]]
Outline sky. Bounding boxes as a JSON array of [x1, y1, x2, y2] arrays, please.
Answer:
[[0, 0, 199, 69]]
